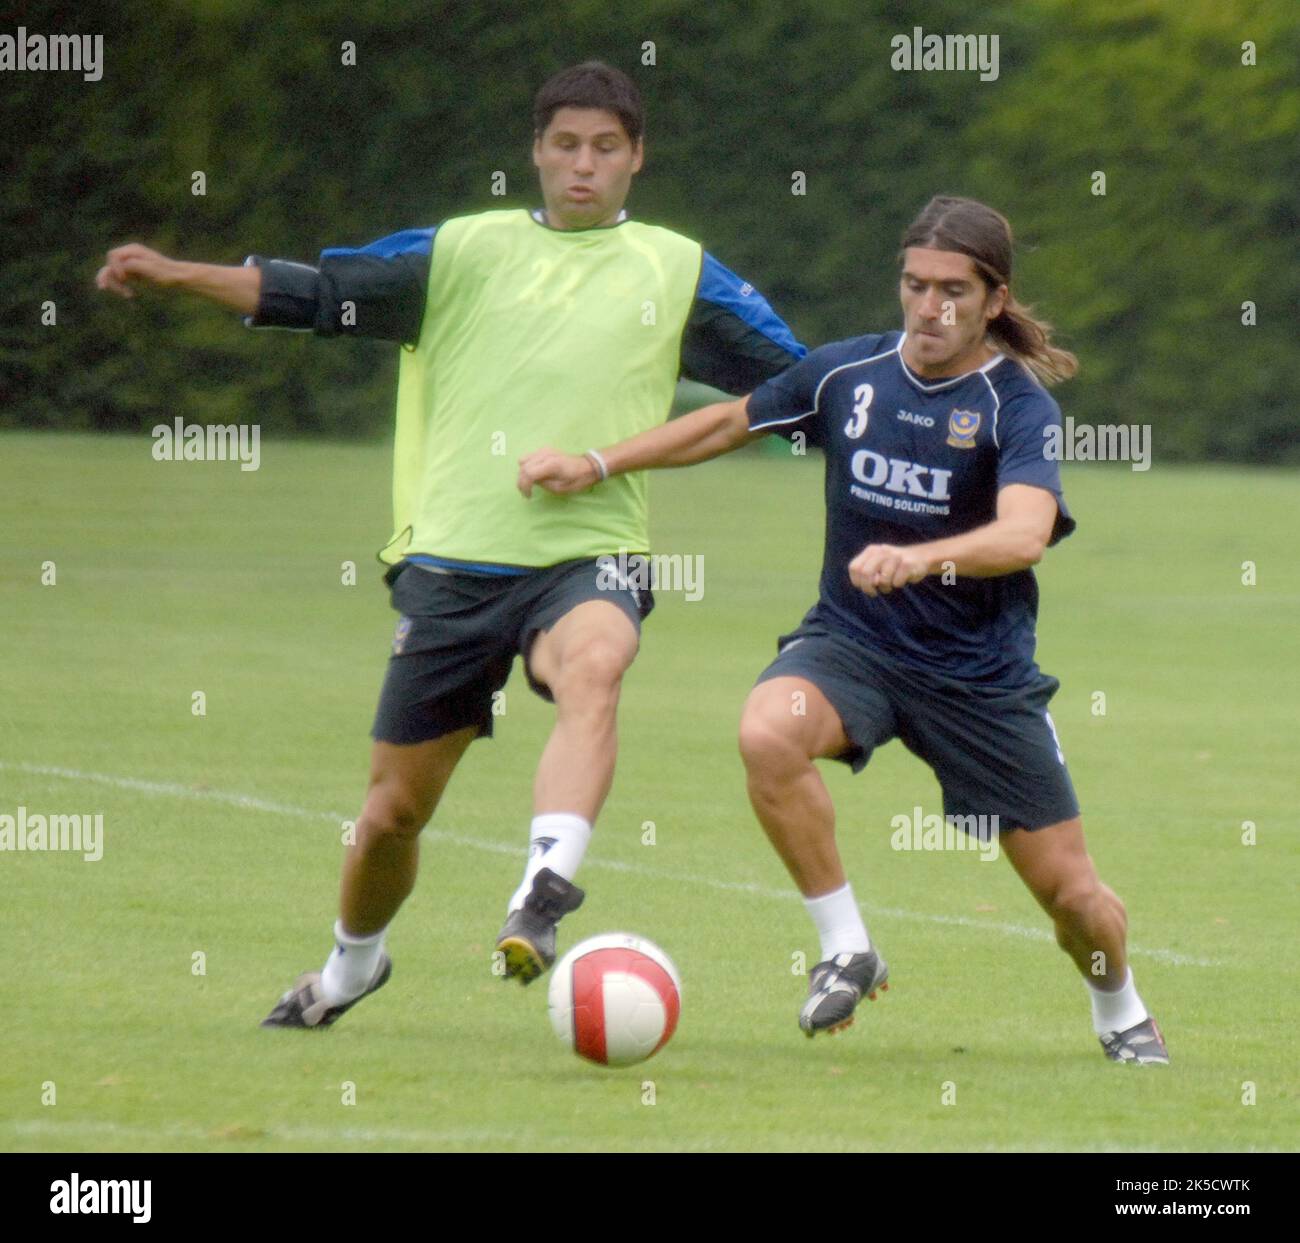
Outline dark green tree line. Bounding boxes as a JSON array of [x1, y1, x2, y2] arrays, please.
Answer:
[[2, 0, 1294, 460]]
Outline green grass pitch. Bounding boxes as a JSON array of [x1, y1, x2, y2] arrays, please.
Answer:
[[1, 430, 1296, 1152]]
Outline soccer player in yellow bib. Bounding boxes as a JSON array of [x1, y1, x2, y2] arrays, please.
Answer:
[[96, 63, 805, 1026]]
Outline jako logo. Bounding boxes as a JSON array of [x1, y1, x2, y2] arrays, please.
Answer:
[[897, 409, 935, 427], [50, 1174, 151, 1223], [850, 450, 952, 501]]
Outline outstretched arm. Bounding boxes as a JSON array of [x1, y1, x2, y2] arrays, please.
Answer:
[[96, 243, 260, 314], [97, 228, 432, 343], [517, 396, 755, 497]]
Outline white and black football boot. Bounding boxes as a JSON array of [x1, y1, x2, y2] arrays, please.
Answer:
[[260, 955, 392, 1029], [799, 949, 889, 1037], [495, 867, 585, 985], [1099, 1016, 1170, 1065]]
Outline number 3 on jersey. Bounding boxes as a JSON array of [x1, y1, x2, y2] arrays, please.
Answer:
[[845, 383, 873, 440]]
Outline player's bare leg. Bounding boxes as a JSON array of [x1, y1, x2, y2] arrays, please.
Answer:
[[738, 676, 852, 896], [1000, 819, 1168, 1063], [738, 677, 888, 1036], [495, 600, 640, 982], [528, 599, 639, 820], [998, 818, 1127, 982], [342, 730, 479, 933], [262, 728, 475, 1028]]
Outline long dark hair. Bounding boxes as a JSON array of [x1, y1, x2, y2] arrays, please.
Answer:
[[900, 196, 1078, 385]]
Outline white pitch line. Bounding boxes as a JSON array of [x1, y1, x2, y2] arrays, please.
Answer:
[[0, 761, 335, 822], [5, 1118, 532, 1148], [11, 1119, 1284, 1157], [1, 759, 1217, 966]]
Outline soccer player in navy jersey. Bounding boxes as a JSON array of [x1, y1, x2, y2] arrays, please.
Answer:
[[518, 196, 1169, 1064]]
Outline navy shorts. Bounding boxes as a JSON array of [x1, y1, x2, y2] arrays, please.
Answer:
[[372, 558, 654, 746], [755, 623, 1080, 832]]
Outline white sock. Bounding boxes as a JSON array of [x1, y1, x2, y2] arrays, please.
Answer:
[[1087, 967, 1149, 1035], [320, 919, 386, 1005], [804, 883, 871, 960], [507, 813, 592, 912]]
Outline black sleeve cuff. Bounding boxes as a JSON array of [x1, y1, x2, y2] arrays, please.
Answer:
[[315, 250, 429, 344], [680, 301, 803, 394], [242, 255, 321, 330]]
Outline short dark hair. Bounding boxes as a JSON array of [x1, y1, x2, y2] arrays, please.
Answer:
[[533, 61, 644, 145]]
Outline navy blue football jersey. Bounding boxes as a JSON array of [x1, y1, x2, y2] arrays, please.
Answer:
[[746, 330, 1075, 685]]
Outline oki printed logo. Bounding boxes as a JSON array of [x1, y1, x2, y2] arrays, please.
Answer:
[[849, 450, 952, 501]]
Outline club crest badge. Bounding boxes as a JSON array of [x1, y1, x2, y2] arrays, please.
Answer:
[[946, 409, 981, 449]]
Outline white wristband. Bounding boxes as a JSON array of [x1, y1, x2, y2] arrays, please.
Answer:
[[584, 448, 610, 483]]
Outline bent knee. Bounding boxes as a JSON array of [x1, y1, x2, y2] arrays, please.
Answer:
[[551, 639, 635, 699], [360, 786, 431, 840], [1048, 878, 1122, 924], [738, 712, 809, 777]]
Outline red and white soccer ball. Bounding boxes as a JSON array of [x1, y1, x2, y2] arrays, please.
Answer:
[[548, 933, 682, 1067]]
